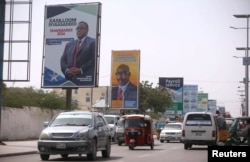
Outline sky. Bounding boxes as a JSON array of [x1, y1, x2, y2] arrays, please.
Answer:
[[4, 0, 250, 117]]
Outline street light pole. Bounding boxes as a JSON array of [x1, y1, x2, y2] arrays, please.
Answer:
[[233, 14, 250, 116]]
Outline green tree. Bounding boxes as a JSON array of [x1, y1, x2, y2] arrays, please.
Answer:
[[139, 81, 172, 113], [2, 86, 77, 110]]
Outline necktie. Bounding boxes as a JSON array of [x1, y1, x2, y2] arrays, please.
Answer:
[[73, 40, 81, 67], [116, 88, 123, 100]]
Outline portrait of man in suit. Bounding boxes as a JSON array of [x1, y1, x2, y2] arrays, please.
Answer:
[[111, 64, 138, 106], [60, 21, 96, 86]]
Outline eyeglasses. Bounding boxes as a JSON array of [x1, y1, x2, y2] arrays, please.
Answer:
[[76, 27, 87, 30], [115, 72, 129, 76]]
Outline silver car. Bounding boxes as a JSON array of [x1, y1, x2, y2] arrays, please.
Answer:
[[37, 111, 111, 161]]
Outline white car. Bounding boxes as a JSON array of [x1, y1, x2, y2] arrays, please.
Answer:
[[104, 115, 120, 142], [160, 122, 183, 143]]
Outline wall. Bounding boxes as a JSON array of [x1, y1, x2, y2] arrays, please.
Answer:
[[0, 107, 61, 141]]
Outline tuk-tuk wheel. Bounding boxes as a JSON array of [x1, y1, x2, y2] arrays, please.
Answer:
[[129, 144, 134, 150], [118, 141, 122, 146], [150, 143, 154, 150]]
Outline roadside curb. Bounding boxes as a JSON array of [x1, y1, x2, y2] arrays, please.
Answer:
[[0, 151, 38, 158]]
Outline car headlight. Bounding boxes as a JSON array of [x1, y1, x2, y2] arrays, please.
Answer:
[[39, 132, 50, 140], [76, 132, 88, 140]]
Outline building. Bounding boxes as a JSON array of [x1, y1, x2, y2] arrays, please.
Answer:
[[53, 86, 109, 111]]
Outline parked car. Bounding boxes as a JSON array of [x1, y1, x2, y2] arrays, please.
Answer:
[[37, 111, 111, 161], [160, 122, 183, 143], [104, 115, 120, 142]]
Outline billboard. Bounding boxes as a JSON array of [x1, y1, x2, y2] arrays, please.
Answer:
[[41, 3, 101, 88], [183, 85, 198, 114], [159, 77, 183, 118], [208, 99, 217, 115], [198, 93, 208, 112], [111, 50, 140, 109]]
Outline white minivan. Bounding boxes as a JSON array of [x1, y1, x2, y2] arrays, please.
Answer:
[[182, 112, 219, 149]]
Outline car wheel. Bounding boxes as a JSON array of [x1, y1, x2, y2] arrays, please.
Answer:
[[40, 154, 50, 160], [102, 138, 111, 158], [150, 140, 154, 150], [113, 133, 116, 142], [184, 144, 192, 149], [160, 140, 164, 143], [167, 140, 170, 143], [87, 139, 97, 161], [61, 154, 68, 158], [118, 141, 122, 146]]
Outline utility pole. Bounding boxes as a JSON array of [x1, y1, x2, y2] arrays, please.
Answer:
[[233, 14, 250, 116]]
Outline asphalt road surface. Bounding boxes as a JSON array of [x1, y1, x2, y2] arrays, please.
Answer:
[[0, 140, 207, 162]]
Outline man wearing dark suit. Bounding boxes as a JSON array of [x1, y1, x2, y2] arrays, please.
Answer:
[[60, 21, 96, 86], [112, 64, 138, 108]]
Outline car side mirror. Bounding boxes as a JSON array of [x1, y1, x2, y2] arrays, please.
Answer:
[[43, 121, 49, 127], [96, 121, 104, 127]]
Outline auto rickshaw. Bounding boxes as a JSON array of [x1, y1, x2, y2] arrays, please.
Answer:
[[225, 116, 250, 146], [124, 114, 154, 150]]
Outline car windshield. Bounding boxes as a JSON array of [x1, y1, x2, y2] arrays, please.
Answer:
[[105, 117, 115, 124], [164, 124, 181, 130], [50, 114, 92, 127], [125, 118, 143, 128], [117, 119, 125, 127], [185, 114, 212, 126]]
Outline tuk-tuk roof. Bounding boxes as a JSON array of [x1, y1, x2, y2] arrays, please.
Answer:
[[235, 116, 250, 121], [123, 114, 152, 121]]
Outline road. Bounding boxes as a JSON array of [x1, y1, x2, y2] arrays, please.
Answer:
[[0, 140, 207, 162]]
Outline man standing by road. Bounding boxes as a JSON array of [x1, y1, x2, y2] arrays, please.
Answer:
[[215, 110, 226, 130], [60, 21, 96, 86]]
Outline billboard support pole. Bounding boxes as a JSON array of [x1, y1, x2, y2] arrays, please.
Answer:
[[0, 0, 5, 144], [66, 89, 72, 110]]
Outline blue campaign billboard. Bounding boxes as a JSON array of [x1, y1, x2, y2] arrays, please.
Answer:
[[159, 77, 184, 118], [41, 3, 101, 88]]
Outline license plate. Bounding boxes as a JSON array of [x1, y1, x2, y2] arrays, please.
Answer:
[[195, 132, 202, 136], [56, 143, 66, 149]]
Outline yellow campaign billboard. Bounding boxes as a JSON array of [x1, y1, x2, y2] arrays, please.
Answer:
[[111, 50, 140, 109]]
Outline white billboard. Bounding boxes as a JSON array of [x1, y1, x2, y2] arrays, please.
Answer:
[[42, 3, 101, 88]]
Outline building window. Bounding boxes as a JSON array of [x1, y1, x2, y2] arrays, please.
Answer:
[[86, 97, 90, 102], [74, 89, 78, 94]]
